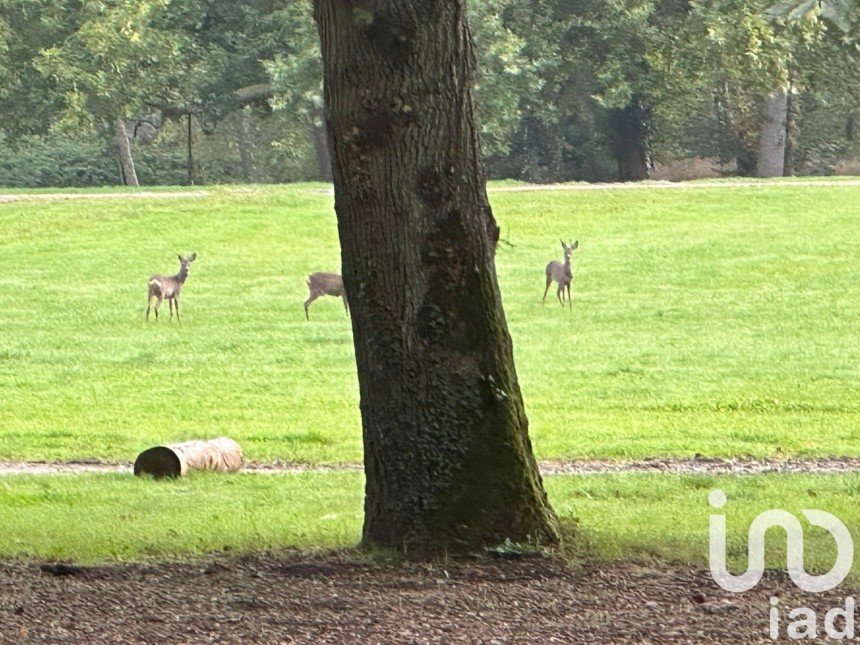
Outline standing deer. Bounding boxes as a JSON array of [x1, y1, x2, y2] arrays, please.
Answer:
[[304, 272, 348, 320], [146, 253, 197, 323], [543, 240, 579, 308]]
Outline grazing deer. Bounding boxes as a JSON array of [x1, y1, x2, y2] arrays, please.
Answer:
[[146, 253, 197, 323], [304, 272, 348, 320], [543, 240, 579, 308]]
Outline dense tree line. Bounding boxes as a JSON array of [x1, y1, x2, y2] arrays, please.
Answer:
[[0, 0, 857, 187]]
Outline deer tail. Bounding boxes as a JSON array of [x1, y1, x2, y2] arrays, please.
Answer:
[[148, 278, 163, 297]]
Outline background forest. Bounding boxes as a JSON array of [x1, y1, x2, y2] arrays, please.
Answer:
[[0, 0, 858, 188]]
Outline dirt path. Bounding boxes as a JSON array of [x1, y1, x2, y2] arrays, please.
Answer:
[[0, 550, 850, 643], [299, 178, 860, 198], [0, 190, 210, 204], [488, 178, 860, 191], [4, 455, 860, 476], [2, 178, 858, 205]]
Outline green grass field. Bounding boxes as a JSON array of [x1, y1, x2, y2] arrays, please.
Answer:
[[0, 180, 858, 563], [1, 470, 857, 571], [1, 181, 857, 463]]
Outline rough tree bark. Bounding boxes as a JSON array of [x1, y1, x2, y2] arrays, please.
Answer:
[[755, 88, 788, 178], [114, 117, 139, 186], [313, 0, 558, 556]]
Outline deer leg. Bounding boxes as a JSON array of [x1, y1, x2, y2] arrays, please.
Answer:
[[174, 298, 181, 325], [153, 295, 163, 321], [566, 283, 572, 309], [556, 284, 564, 307], [146, 288, 160, 321], [542, 277, 552, 303], [304, 292, 321, 320], [342, 295, 349, 317]]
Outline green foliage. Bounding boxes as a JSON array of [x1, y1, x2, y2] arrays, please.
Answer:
[[487, 0, 858, 179], [669, 0, 797, 168], [470, 0, 542, 157], [486, 0, 701, 180], [667, 0, 859, 172], [36, 0, 186, 123], [0, 0, 81, 136], [769, 0, 859, 40], [0, 133, 117, 187], [0, 114, 319, 188], [790, 34, 860, 174], [0, 0, 857, 185], [265, 1, 322, 119]]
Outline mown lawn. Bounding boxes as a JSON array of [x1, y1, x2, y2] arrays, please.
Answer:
[[0, 469, 857, 572], [0, 181, 857, 463]]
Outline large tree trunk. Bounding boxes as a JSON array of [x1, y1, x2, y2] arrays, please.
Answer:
[[313, 0, 558, 557], [755, 88, 788, 178], [114, 117, 139, 186], [607, 100, 650, 181]]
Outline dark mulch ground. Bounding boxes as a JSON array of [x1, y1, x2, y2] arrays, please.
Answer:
[[0, 551, 852, 643]]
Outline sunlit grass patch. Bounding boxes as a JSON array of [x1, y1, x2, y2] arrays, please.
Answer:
[[0, 182, 857, 463], [2, 469, 859, 574]]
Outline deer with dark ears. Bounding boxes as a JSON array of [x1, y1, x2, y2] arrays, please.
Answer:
[[543, 240, 578, 308], [304, 272, 348, 320], [146, 253, 197, 323]]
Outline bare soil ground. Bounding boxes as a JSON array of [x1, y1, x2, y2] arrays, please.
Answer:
[[2, 178, 858, 205], [0, 550, 852, 643], [0, 190, 209, 203], [489, 178, 860, 191]]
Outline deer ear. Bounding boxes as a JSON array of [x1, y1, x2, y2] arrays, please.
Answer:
[[189, 253, 197, 261], [177, 254, 183, 261], [572, 240, 579, 249]]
